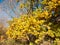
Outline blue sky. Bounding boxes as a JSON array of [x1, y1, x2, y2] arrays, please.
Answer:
[[0, 0, 14, 27], [0, 0, 4, 3], [0, 0, 27, 27], [0, 11, 11, 27]]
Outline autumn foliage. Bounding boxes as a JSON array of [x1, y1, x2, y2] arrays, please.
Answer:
[[5, 0, 60, 45]]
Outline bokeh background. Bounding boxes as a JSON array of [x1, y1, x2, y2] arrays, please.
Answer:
[[0, 0, 27, 27]]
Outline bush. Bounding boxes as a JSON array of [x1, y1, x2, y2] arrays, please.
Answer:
[[6, 0, 60, 45]]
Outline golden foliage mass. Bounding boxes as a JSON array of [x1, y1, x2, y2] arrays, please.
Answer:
[[6, 0, 60, 45]]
